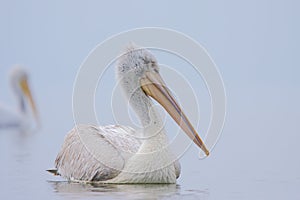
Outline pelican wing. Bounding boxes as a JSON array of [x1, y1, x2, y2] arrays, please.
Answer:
[[54, 124, 141, 182]]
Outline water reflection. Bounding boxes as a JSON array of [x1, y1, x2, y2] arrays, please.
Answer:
[[49, 181, 179, 199], [49, 181, 208, 200]]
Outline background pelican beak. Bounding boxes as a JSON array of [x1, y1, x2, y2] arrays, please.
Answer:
[[20, 78, 40, 125], [141, 71, 209, 156]]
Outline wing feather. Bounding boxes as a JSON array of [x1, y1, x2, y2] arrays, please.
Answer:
[[55, 124, 141, 182]]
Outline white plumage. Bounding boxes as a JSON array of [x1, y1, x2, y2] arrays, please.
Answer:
[[55, 124, 181, 183], [0, 67, 38, 130], [50, 44, 208, 184]]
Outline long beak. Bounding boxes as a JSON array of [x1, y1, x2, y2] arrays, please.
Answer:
[[20, 78, 39, 124], [140, 71, 209, 156]]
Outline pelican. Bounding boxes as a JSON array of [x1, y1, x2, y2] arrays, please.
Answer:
[[49, 45, 209, 184], [0, 67, 38, 130]]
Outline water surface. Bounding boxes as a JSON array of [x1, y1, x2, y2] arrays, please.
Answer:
[[1, 129, 299, 200]]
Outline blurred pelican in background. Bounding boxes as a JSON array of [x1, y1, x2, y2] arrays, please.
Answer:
[[49, 45, 208, 184], [0, 67, 39, 130]]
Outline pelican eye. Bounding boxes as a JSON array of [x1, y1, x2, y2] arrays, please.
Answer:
[[153, 68, 159, 73]]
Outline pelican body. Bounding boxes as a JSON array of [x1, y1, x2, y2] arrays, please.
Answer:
[[50, 45, 209, 184], [0, 67, 38, 130]]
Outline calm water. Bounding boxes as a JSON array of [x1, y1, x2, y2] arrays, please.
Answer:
[[0, 129, 208, 200], [1, 128, 299, 200]]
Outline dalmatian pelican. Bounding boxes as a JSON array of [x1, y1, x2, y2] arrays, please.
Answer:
[[0, 67, 38, 130], [48, 45, 209, 183]]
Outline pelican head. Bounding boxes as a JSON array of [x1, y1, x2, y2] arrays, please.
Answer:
[[10, 67, 39, 124], [117, 44, 209, 156]]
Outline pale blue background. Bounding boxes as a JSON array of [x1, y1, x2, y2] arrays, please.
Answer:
[[0, 0, 299, 199]]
